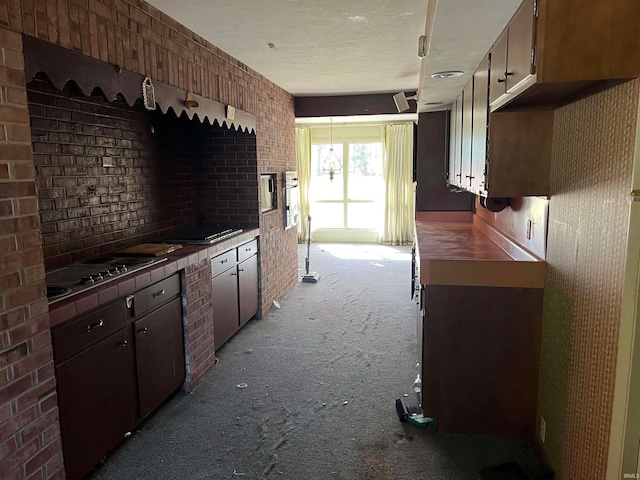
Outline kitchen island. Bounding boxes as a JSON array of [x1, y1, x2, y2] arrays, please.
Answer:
[[413, 212, 544, 439]]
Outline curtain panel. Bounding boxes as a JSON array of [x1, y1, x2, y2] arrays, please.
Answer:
[[382, 124, 415, 245], [295, 127, 312, 243]]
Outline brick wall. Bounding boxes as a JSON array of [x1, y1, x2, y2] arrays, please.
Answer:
[[0, 1, 298, 478], [28, 78, 261, 270], [155, 111, 259, 230], [0, 29, 64, 480], [28, 76, 196, 270]]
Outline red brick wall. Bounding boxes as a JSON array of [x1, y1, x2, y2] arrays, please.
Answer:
[[0, 29, 64, 480], [28, 78, 261, 270], [0, 0, 298, 478]]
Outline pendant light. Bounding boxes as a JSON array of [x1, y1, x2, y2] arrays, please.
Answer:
[[322, 118, 342, 181]]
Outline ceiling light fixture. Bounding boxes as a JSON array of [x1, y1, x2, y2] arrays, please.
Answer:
[[430, 70, 464, 79], [393, 92, 418, 113], [322, 118, 342, 182]]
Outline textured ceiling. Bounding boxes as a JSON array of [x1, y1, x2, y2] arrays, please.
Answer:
[[146, 0, 522, 113]]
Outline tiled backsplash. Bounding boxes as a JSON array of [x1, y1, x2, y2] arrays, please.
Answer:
[[28, 76, 258, 270]]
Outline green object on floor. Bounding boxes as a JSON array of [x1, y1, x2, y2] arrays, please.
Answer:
[[407, 414, 436, 427]]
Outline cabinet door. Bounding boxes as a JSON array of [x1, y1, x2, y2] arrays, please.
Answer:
[[506, 0, 536, 93], [212, 267, 240, 349], [56, 328, 137, 480], [448, 95, 463, 186], [135, 298, 185, 418], [461, 78, 474, 187], [238, 255, 259, 326], [489, 29, 508, 104], [471, 54, 489, 193]]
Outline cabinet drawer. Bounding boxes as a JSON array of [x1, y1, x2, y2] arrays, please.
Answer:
[[52, 300, 126, 364], [238, 239, 258, 262], [133, 274, 180, 317], [211, 249, 237, 277]]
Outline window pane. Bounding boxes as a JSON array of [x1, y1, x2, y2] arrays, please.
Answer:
[[347, 202, 382, 229], [312, 203, 344, 229], [311, 144, 343, 201], [348, 144, 383, 201]]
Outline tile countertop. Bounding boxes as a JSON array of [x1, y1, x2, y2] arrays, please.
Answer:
[[48, 229, 260, 328], [414, 212, 545, 288]]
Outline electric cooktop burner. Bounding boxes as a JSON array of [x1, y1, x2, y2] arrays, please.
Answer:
[[114, 257, 154, 267], [45, 256, 167, 304], [46, 286, 72, 300]]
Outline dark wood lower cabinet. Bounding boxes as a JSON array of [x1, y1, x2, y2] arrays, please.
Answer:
[[56, 328, 137, 480], [239, 254, 259, 326], [135, 298, 185, 418], [212, 266, 240, 349], [53, 274, 185, 480], [212, 239, 260, 350], [419, 285, 542, 439]]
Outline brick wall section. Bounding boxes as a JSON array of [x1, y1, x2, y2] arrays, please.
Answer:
[[13, 0, 298, 313], [0, 29, 64, 480], [193, 122, 259, 228], [1, 0, 298, 478], [155, 111, 259, 230], [28, 76, 197, 270], [182, 256, 215, 389]]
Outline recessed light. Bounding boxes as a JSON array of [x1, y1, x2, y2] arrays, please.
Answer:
[[430, 70, 464, 79]]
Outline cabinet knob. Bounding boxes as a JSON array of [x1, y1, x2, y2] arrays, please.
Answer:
[[119, 340, 128, 347], [497, 77, 506, 83], [505, 71, 514, 76], [87, 319, 104, 333], [465, 175, 474, 179], [153, 289, 165, 298], [221, 259, 228, 264], [231, 272, 237, 277], [239, 268, 244, 272], [245, 248, 252, 252], [138, 327, 148, 334]]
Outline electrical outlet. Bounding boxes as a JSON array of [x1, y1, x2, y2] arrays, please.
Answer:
[[526, 219, 533, 240], [540, 416, 546, 443], [102, 156, 114, 167]]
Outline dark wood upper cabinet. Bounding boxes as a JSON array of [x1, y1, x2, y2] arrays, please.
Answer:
[[461, 78, 474, 187], [471, 54, 490, 193], [490, 0, 536, 105], [490, 0, 640, 110]]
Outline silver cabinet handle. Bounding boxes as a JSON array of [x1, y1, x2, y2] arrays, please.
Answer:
[[231, 272, 237, 277], [221, 259, 228, 264], [119, 340, 128, 347], [87, 319, 104, 333], [138, 327, 148, 334], [153, 289, 165, 298], [245, 248, 252, 252], [497, 77, 506, 83], [239, 268, 244, 272]]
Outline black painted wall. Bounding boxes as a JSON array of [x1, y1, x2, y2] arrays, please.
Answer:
[[415, 111, 473, 212]]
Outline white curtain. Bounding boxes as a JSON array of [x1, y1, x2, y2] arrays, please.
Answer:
[[295, 127, 312, 243], [382, 124, 415, 245]]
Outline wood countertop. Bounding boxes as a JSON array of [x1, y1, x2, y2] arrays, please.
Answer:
[[415, 212, 545, 288]]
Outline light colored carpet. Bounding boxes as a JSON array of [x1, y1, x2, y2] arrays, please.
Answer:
[[89, 243, 547, 480]]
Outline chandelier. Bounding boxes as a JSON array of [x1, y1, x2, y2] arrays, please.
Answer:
[[322, 118, 342, 181]]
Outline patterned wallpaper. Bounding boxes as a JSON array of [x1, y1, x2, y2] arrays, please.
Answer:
[[539, 79, 640, 478]]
